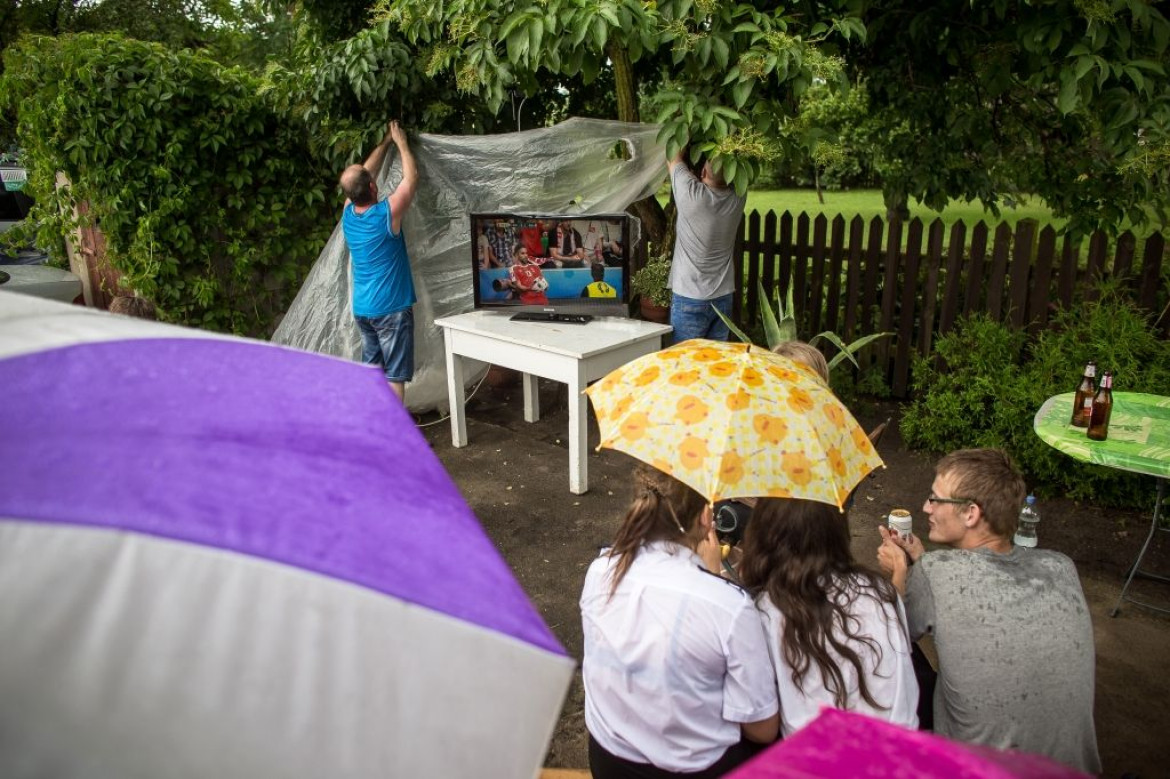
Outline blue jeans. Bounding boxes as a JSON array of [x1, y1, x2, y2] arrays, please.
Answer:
[[355, 308, 414, 383], [670, 292, 733, 344]]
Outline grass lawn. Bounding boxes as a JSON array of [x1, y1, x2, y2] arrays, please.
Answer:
[[745, 189, 1065, 233], [739, 190, 1168, 267], [654, 187, 1162, 263]]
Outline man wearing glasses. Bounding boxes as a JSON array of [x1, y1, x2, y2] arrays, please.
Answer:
[[877, 448, 1100, 774]]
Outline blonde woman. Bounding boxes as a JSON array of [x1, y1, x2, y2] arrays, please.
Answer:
[[771, 340, 830, 384]]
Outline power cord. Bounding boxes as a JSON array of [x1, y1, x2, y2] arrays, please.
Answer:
[[413, 368, 490, 429]]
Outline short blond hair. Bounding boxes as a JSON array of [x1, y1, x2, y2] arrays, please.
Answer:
[[772, 340, 830, 383]]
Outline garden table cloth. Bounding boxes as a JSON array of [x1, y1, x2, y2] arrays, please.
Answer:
[[1034, 391, 1170, 617], [1034, 392, 1170, 478]]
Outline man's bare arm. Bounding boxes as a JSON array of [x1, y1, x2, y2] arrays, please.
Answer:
[[387, 121, 418, 235], [362, 122, 395, 178]]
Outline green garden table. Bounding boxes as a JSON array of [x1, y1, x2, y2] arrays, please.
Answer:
[[1034, 392, 1170, 617]]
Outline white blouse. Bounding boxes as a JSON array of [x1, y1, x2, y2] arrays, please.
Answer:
[[581, 541, 779, 772], [756, 576, 919, 736]]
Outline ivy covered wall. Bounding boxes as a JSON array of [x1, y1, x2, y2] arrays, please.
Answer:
[[1, 34, 336, 335]]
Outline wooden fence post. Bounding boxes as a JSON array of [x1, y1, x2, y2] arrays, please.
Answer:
[[737, 209, 1167, 398]]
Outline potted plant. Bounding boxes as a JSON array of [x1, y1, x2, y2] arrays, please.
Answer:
[[631, 251, 671, 323], [715, 276, 893, 370]]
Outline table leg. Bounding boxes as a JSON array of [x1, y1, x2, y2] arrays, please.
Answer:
[[444, 337, 468, 448], [522, 372, 540, 423], [568, 368, 588, 495], [1111, 478, 1168, 617]]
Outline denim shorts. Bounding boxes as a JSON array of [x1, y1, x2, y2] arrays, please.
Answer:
[[355, 308, 414, 383], [670, 292, 733, 344]]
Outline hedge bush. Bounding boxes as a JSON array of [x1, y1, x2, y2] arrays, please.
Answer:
[[901, 286, 1170, 508], [1, 33, 336, 335]]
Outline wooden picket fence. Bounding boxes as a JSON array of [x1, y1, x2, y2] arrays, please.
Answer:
[[731, 211, 1169, 399]]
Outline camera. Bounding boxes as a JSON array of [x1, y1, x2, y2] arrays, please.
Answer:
[[714, 500, 752, 546]]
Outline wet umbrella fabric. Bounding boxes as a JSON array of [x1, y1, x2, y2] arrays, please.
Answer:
[[0, 291, 573, 778], [725, 709, 1092, 779], [585, 339, 884, 507]]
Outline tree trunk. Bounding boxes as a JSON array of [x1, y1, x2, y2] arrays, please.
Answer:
[[609, 43, 638, 125], [608, 41, 668, 273], [884, 188, 910, 222]]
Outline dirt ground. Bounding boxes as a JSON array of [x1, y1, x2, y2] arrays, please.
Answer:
[[417, 376, 1170, 778]]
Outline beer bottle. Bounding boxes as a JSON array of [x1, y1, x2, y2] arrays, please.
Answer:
[[1070, 360, 1097, 427], [1087, 371, 1114, 441]]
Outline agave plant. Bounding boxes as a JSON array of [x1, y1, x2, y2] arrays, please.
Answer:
[[716, 278, 891, 370]]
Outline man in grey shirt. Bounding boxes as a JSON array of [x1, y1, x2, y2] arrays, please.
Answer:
[[877, 448, 1101, 774], [667, 151, 746, 342]]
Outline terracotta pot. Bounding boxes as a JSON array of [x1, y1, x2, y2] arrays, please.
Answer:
[[639, 297, 670, 324], [485, 364, 520, 388]]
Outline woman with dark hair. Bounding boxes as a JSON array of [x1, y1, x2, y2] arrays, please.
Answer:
[[580, 466, 779, 778], [738, 498, 918, 737]]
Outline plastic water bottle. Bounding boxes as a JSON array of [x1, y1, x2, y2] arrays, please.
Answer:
[[1014, 495, 1040, 548]]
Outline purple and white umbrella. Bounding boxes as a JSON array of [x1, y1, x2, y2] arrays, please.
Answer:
[[0, 291, 573, 778]]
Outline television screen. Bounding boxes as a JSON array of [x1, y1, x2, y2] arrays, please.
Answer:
[[470, 213, 632, 319]]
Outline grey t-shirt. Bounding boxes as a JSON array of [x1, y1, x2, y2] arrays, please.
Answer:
[[905, 547, 1101, 773], [668, 164, 746, 300]]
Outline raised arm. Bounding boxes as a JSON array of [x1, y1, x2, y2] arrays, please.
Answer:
[[387, 121, 418, 235], [362, 123, 395, 178]]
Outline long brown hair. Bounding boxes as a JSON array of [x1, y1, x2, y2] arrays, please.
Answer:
[[738, 498, 901, 710], [606, 465, 707, 597]]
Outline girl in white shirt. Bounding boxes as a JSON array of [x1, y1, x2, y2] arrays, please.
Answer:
[[580, 466, 779, 779], [738, 498, 918, 737]]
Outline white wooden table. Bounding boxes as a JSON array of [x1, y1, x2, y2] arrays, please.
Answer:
[[436, 311, 672, 494]]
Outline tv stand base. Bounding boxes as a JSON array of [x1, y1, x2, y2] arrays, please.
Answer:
[[509, 312, 593, 325]]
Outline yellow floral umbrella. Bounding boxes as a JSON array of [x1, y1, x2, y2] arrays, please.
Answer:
[[584, 339, 884, 509]]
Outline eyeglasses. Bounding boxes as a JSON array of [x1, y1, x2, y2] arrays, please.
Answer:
[[927, 493, 977, 507]]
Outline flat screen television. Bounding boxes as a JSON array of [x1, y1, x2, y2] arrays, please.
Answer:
[[470, 212, 632, 321]]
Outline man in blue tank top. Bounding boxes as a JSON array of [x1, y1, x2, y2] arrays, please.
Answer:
[[339, 120, 419, 403]]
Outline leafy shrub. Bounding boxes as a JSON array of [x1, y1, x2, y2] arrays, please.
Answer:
[[902, 288, 1170, 508], [901, 315, 1029, 451], [1, 34, 335, 336]]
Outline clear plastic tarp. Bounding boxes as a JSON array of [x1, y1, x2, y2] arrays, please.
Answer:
[[272, 118, 667, 412]]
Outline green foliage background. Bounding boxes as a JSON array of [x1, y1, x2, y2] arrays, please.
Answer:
[[901, 287, 1170, 508], [1, 34, 335, 335]]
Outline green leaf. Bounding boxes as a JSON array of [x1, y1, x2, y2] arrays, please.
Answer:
[[731, 80, 750, 108], [722, 156, 737, 183], [1057, 73, 1079, 114], [712, 36, 729, 70], [757, 279, 783, 348], [1073, 56, 1094, 81], [507, 29, 527, 63], [592, 16, 608, 49], [714, 306, 755, 345]]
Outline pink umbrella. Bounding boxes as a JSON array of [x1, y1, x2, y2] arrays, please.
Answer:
[[725, 709, 1091, 779]]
